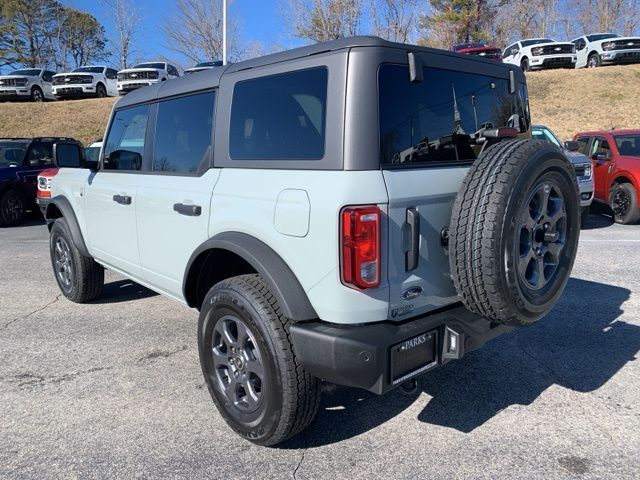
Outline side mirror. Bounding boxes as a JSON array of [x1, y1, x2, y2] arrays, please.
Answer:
[[511, 48, 518, 55], [592, 152, 611, 162], [564, 140, 579, 152], [53, 142, 85, 168]]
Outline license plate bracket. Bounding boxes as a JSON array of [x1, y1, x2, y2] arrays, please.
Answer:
[[390, 329, 438, 385]]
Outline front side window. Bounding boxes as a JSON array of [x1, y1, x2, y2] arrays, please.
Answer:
[[576, 136, 591, 154], [103, 105, 149, 171], [590, 138, 611, 158], [379, 65, 529, 166], [153, 92, 215, 173], [229, 67, 328, 161]]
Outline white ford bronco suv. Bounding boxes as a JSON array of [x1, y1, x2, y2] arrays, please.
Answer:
[[45, 37, 580, 446]]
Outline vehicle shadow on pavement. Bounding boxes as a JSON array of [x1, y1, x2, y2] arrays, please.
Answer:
[[89, 279, 158, 304], [282, 278, 638, 447], [582, 212, 614, 230]]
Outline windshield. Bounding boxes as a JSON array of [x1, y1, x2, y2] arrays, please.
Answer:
[[379, 65, 530, 167], [532, 127, 561, 147], [614, 135, 640, 156], [0, 142, 28, 166], [73, 67, 103, 74], [522, 39, 554, 47], [7, 69, 41, 77], [453, 43, 486, 51], [133, 62, 165, 69], [587, 33, 620, 42]]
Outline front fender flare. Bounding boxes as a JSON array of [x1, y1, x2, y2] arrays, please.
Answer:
[[46, 196, 90, 257], [183, 232, 318, 321]]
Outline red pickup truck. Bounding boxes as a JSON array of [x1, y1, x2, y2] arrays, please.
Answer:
[[574, 129, 640, 224]]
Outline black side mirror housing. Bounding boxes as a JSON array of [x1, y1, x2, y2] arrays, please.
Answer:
[[592, 152, 611, 162], [53, 142, 85, 168], [564, 140, 579, 152]]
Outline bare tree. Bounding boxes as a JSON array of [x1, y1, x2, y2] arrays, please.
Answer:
[[369, 0, 419, 43], [162, 0, 241, 63], [288, 0, 364, 43], [100, 0, 141, 69], [622, 0, 640, 35]]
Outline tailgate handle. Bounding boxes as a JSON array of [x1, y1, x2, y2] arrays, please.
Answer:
[[406, 207, 419, 271]]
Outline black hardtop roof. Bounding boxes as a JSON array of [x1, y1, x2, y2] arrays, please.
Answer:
[[0, 137, 78, 143], [116, 35, 524, 109]]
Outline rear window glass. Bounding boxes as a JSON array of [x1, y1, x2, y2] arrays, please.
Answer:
[[229, 67, 327, 160], [379, 64, 529, 167]]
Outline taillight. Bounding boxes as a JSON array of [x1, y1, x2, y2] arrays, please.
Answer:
[[340, 206, 381, 289]]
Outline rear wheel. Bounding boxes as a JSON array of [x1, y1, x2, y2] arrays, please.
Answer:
[[588, 53, 601, 68], [449, 139, 580, 327], [49, 218, 104, 302], [198, 274, 320, 446], [609, 183, 640, 224], [0, 188, 26, 227], [30, 86, 44, 102]]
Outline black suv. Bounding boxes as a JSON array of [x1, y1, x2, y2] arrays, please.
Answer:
[[0, 137, 80, 226]]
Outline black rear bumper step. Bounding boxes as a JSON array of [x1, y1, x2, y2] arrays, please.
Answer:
[[290, 305, 511, 395]]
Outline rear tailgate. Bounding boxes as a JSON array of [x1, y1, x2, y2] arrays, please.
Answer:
[[384, 167, 467, 320]]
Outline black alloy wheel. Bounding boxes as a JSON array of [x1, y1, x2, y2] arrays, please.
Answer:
[[517, 181, 567, 291]]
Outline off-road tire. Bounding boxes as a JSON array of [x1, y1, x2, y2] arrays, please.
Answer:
[[449, 139, 580, 327], [30, 86, 44, 102], [198, 274, 321, 446], [609, 182, 640, 224], [588, 53, 601, 68], [96, 83, 107, 98], [0, 188, 26, 227], [49, 217, 104, 302]]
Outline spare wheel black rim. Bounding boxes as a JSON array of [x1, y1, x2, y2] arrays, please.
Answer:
[[612, 189, 630, 219], [517, 181, 567, 291], [3, 192, 23, 222], [54, 236, 74, 290], [211, 315, 264, 414]]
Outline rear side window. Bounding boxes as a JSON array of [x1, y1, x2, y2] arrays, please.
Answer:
[[103, 105, 149, 171], [229, 67, 328, 160], [153, 92, 215, 173], [379, 65, 529, 167]]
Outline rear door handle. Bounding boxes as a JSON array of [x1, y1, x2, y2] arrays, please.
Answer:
[[173, 203, 202, 216], [112, 194, 132, 205], [406, 207, 419, 271]]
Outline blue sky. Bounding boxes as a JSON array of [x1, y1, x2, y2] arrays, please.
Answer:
[[62, 0, 299, 68]]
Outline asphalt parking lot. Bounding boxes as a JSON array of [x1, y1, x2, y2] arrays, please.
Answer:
[[1, 213, 639, 479]]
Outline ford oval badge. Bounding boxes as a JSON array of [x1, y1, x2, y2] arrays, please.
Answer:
[[401, 286, 423, 300]]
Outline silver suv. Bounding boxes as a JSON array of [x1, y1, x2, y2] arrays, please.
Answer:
[[45, 37, 581, 446]]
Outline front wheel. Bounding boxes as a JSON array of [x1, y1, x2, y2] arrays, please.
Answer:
[[521, 58, 530, 72], [610, 183, 640, 224], [96, 83, 107, 98], [0, 188, 26, 227], [49, 218, 104, 302], [588, 53, 601, 68], [198, 274, 320, 446], [31, 86, 44, 102]]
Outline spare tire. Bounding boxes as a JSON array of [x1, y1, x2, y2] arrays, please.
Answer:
[[449, 139, 580, 327]]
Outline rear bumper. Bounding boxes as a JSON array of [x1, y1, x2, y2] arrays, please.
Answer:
[[290, 304, 511, 395]]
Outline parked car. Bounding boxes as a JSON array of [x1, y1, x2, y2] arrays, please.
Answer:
[[503, 38, 576, 71], [0, 68, 57, 102], [37, 139, 102, 215], [44, 36, 580, 446], [531, 125, 594, 222], [0, 137, 81, 226], [571, 33, 640, 68], [573, 129, 640, 224], [52, 66, 118, 99], [184, 61, 224, 74], [451, 42, 502, 60], [117, 62, 180, 95]]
